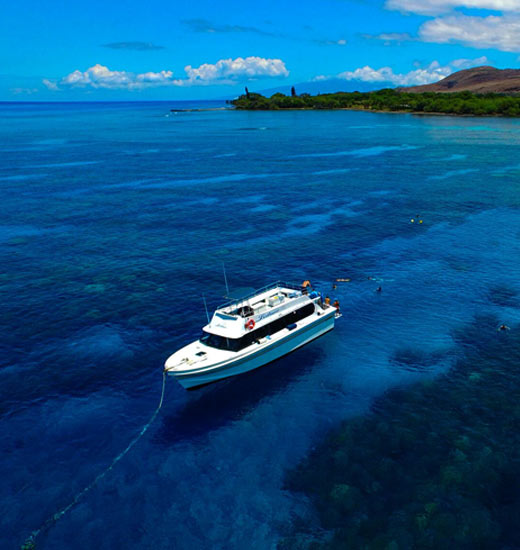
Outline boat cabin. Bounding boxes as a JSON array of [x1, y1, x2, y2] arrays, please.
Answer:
[[201, 282, 320, 352]]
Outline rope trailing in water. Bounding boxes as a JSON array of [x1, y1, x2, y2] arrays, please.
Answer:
[[21, 371, 167, 550]]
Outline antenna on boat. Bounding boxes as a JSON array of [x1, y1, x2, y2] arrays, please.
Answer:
[[202, 295, 210, 324], [222, 262, 230, 297]]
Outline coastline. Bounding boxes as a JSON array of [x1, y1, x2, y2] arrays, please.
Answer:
[[231, 89, 520, 117], [229, 106, 516, 118]]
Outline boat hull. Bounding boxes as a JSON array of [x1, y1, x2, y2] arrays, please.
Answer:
[[171, 313, 335, 390]]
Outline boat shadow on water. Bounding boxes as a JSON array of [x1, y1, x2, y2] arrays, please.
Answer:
[[155, 346, 323, 445]]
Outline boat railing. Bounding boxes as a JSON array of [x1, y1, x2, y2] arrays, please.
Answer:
[[218, 281, 303, 310]]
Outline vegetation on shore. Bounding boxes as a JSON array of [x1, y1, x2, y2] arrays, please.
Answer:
[[280, 315, 520, 549], [231, 89, 520, 116]]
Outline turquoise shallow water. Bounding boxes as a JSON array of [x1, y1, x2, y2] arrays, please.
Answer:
[[1, 102, 520, 549]]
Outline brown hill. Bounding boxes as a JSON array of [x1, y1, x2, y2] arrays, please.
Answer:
[[398, 66, 520, 94]]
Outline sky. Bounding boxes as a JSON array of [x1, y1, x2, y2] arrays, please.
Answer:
[[1, 0, 520, 101]]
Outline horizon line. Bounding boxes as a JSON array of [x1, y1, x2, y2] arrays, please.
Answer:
[[0, 98, 234, 104]]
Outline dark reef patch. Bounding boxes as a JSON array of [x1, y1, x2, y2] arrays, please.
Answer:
[[281, 317, 520, 549], [389, 347, 447, 372], [488, 284, 520, 308]]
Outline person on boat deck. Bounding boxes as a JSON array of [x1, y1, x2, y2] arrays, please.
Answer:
[[324, 296, 331, 306], [301, 280, 312, 294], [333, 299, 340, 313]]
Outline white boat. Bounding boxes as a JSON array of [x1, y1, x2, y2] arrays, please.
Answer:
[[164, 282, 338, 389]]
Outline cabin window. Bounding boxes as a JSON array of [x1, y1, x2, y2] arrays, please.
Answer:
[[200, 333, 231, 350], [200, 332, 243, 352], [201, 303, 315, 352], [248, 303, 315, 343]]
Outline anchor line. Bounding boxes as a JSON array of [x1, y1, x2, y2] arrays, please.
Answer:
[[22, 371, 167, 550]]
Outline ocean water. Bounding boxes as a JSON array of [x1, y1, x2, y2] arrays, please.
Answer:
[[1, 101, 520, 549]]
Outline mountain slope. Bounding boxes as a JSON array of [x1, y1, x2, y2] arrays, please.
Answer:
[[399, 66, 520, 94]]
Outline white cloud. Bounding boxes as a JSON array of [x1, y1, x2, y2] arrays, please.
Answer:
[[42, 79, 59, 91], [320, 57, 489, 86], [386, 0, 520, 16], [375, 32, 416, 43], [45, 57, 289, 91], [183, 56, 289, 83], [384, 0, 520, 52], [136, 70, 174, 84], [336, 62, 452, 85], [317, 38, 348, 46], [450, 55, 489, 67], [11, 87, 39, 95], [61, 64, 145, 88], [419, 14, 520, 51]]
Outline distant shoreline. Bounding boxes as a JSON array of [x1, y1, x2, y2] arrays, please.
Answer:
[[228, 105, 512, 117], [230, 89, 520, 117], [169, 105, 514, 118]]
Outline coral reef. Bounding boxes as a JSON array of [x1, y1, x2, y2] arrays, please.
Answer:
[[389, 348, 446, 372], [282, 318, 520, 549], [488, 285, 519, 308]]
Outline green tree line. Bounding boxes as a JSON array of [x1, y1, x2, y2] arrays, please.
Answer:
[[231, 88, 520, 116]]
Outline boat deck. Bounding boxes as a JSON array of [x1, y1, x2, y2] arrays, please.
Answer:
[[220, 282, 307, 318]]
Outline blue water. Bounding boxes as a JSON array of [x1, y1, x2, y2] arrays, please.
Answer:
[[2, 101, 520, 549]]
